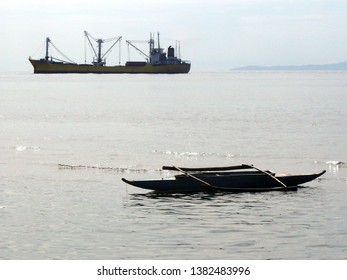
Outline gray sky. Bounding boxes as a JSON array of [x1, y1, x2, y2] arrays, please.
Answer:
[[2, 0, 347, 72]]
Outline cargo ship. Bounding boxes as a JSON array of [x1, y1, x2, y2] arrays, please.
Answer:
[[29, 31, 191, 74]]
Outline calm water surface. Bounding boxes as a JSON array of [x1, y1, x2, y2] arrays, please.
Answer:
[[0, 71, 346, 259]]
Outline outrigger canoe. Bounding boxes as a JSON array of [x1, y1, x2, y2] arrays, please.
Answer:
[[121, 164, 326, 193]]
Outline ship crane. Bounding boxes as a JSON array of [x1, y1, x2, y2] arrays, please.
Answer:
[[84, 31, 122, 66], [125, 33, 165, 64], [44, 37, 76, 64], [125, 40, 150, 62]]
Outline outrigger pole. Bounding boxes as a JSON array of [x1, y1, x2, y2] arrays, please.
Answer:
[[164, 164, 288, 189]]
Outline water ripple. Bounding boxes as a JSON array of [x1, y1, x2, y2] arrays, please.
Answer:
[[152, 149, 243, 159], [58, 163, 159, 173]]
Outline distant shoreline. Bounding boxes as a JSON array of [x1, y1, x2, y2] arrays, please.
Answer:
[[231, 61, 347, 71]]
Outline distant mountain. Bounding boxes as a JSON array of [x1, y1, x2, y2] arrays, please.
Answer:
[[232, 61, 347, 71]]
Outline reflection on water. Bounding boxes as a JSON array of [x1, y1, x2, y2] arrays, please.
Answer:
[[120, 186, 345, 259]]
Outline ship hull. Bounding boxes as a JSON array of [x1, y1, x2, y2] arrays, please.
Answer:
[[29, 59, 191, 74]]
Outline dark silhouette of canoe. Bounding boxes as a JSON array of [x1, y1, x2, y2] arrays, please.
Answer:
[[121, 164, 326, 193]]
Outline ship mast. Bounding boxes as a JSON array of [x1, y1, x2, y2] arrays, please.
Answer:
[[149, 33, 154, 63], [97, 39, 104, 66], [45, 37, 51, 61], [157, 32, 160, 51]]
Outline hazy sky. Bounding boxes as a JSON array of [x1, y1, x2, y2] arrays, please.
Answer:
[[2, 0, 347, 72]]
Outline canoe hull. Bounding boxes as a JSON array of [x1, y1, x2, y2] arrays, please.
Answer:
[[122, 171, 326, 193]]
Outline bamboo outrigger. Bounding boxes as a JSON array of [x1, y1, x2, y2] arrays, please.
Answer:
[[122, 164, 326, 193]]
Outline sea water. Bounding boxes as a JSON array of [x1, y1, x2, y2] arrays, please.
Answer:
[[0, 71, 346, 259]]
